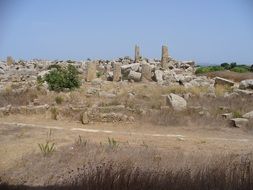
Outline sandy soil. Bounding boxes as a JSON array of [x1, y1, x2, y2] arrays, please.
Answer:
[[0, 114, 253, 185]]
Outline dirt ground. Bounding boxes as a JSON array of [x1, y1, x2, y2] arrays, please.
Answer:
[[1, 114, 253, 186]]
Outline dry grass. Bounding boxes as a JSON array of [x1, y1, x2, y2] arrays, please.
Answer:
[[215, 84, 232, 97], [201, 70, 253, 82], [0, 86, 40, 107], [1, 82, 252, 128], [1, 141, 253, 190]]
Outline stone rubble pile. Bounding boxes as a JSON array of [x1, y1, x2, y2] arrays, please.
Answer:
[[0, 45, 214, 90]]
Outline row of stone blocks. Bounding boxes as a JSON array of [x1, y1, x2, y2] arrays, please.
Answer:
[[86, 45, 170, 82], [85, 61, 154, 82]]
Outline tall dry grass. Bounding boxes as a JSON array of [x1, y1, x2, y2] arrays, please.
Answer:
[[201, 70, 253, 82], [1, 142, 253, 190]]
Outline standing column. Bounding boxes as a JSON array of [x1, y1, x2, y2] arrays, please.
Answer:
[[161, 45, 169, 68], [134, 45, 141, 63], [86, 61, 97, 82], [113, 62, 122, 82]]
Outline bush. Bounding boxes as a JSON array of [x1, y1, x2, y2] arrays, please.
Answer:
[[230, 62, 237, 69], [44, 64, 81, 92], [231, 67, 249, 73], [220, 62, 230, 70], [195, 66, 224, 74]]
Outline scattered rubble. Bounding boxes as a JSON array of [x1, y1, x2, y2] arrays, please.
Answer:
[[166, 93, 187, 111], [239, 79, 253, 90], [230, 118, 249, 128], [0, 45, 252, 127], [214, 77, 234, 87]]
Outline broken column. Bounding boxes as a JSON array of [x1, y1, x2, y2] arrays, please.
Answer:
[[134, 45, 141, 63], [141, 62, 152, 81], [161, 45, 169, 68], [7, 56, 14, 65], [86, 61, 97, 82], [128, 70, 141, 82], [113, 62, 122, 82]]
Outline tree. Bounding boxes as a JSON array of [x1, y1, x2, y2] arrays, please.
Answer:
[[43, 64, 81, 92], [230, 62, 237, 69], [220, 63, 230, 70]]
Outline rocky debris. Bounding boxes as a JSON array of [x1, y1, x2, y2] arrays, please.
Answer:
[[128, 71, 142, 82], [99, 112, 133, 122], [239, 79, 253, 90], [106, 72, 113, 81], [230, 118, 249, 128], [0, 105, 12, 116], [86, 62, 97, 82], [182, 60, 195, 67], [91, 78, 103, 86], [222, 113, 233, 119], [135, 45, 141, 63], [0, 45, 237, 98], [121, 63, 140, 75], [214, 77, 234, 87], [185, 76, 214, 88], [99, 91, 116, 98], [96, 105, 125, 113], [224, 92, 239, 98], [113, 63, 122, 82], [0, 68, 5, 75], [154, 70, 164, 84], [166, 93, 187, 111], [0, 104, 50, 116], [0, 45, 199, 87], [32, 99, 40, 106], [243, 111, 253, 119], [38, 70, 50, 78], [233, 89, 253, 96], [198, 110, 211, 117], [86, 87, 100, 95]]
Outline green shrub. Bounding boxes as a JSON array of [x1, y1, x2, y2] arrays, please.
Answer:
[[96, 71, 102, 78], [38, 141, 55, 156], [44, 64, 81, 92], [220, 63, 230, 70], [37, 76, 44, 85], [55, 96, 64, 104], [231, 67, 249, 73], [230, 62, 237, 69], [195, 66, 224, 74]]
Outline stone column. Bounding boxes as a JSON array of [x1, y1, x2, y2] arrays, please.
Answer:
[[7, 56, 14, 65], [134, 45, 141, 63], [86, 62, 97, 82], [113, 62, 122, 82], [161, 45, 169, 68], [141, 63, 152, 81]]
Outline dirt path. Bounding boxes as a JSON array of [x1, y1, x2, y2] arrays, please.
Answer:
[[0, 121, 251, 142], [1, 115, 253, 175]]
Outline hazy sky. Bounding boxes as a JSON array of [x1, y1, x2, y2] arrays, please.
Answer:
[[0, 0, 253, 64]]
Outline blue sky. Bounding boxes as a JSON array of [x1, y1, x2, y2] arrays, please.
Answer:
[[0, 0, 252, 64]]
